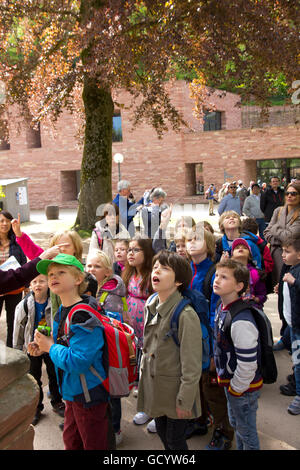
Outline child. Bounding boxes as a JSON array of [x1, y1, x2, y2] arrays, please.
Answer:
[[11, 216, 84, 316], [137, 250, 202, 450], [30, 253, 114, 450], [85, 249, 129, 324], [231, 238, 267, 308], [185, 223, 219, 327], [13, 274, 65, 426], [278, 236, 300, 415], [85, 249, 129, 445], [174, 230, 189, 259], [241, 218, 274, 274], [113, 240, 129, 276], [185, 224, 234, 449], [213, 258, 263, 450], [122, 236, 154, 423]]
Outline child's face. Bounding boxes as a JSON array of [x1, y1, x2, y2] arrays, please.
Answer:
[[57, 234, 76, 256], [127, 241, 144, 268], [175, 241, 187, 258], [222, 214, 240, 232], [86, 256, 110, 284], [47, 264, 82, 296], [30, 274, 48, 297], [282, 245, 300, 266], [151, 260, 181, 294], [186, 236, 207, 258], [114, 242, 128, 264], [213, 267, 243, 298], [232, 244, 250, 263]]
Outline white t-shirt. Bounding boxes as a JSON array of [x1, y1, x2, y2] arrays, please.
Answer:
[[283, 281, 292, 327]]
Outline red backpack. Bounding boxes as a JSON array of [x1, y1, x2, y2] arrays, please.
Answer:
[[64, 303, 137, 401]]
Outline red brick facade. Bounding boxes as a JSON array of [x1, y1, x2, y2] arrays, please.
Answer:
[[0, 81, 299, 209]]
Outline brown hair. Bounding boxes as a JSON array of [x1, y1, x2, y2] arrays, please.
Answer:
[[122, 236, 155, 294], [216, 259, 249, 295], [152, 250, 192, 292], [282, 235, 300, 252], [218, 210, 242, 234]]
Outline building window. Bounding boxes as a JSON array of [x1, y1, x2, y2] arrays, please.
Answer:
[[185, 163, 204, 196], [203, 110, 222, 131], [26, 122, 41, 148], [60, 170, 81, 201], [256, 158, 300, 186], [112, 110, 123, 142], [0, 121, 10, 151]]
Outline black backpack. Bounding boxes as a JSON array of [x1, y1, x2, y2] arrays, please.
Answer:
[[223, 298, 277, 384]]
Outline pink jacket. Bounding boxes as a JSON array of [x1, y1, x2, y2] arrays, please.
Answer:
[[16, 232, 44, 260]]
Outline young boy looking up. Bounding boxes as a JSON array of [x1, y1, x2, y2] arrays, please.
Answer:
[[213, 259, 263, 450], [280, 236, 300, 415], [30, 253, 114, 451], [137, 250, 202, 450], [13, 274, 64, 426]]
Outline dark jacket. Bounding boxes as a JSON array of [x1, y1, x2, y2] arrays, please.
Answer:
[[279, 263, 300, 332], [0, 257, 40, 295], [260, 187, 284, 222]]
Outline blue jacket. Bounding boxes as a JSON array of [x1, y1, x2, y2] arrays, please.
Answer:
[[190, 258, 220, 328], [112, 193, 143, 233], [218, 194, 241, 216], [50, 295, 109, 404], [215, 233, 262, 269]]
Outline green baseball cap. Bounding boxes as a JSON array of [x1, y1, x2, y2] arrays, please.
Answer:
[[36, 253, 84, 275]]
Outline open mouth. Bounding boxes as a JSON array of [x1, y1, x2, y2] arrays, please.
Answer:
[[152, 276, 160, 283]]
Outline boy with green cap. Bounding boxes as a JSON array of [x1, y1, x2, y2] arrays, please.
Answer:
[[30, 253, 115, 450]]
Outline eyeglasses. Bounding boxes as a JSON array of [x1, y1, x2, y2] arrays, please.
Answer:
[[229, 186, 237, 189], [286, 191, 298, 197], [127, 248, 142, 254]]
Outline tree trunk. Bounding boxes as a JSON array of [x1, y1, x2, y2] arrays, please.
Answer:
[[75, 75, 114, 230]]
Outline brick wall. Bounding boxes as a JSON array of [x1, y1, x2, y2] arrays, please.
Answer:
[[0, 82, 299, 209]]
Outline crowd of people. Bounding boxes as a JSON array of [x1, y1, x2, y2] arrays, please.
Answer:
[[0, 176, 300, 451]]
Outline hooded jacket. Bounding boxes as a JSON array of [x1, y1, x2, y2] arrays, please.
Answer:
[[50, 295, 109, 405], [96, 274, 128, 321]]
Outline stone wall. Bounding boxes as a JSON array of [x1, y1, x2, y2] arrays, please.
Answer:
[[0, 347, 39, 450]]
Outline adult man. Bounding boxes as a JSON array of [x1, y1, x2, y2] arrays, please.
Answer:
[[113, 180, 143, 237], [260, 176, 284, 224], [218, 182, 241, 216], [242, 183, 266, 239], [205, 183, 217, 216], [141, 187, 168, 238]]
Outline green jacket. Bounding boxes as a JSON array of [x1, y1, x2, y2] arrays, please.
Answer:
[[137, 289, 202, 419]]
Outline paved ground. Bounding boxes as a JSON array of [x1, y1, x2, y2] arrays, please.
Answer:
[[1, 207, 300, 451]]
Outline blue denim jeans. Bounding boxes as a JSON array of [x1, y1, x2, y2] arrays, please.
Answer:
[[255, 218, 266, 241], [290, 328, 300, 396], [225, 389, 260, 450]]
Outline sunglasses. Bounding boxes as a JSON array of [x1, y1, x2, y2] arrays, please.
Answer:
[[285, 191, 298, 197], [229, 186, 237, 189]]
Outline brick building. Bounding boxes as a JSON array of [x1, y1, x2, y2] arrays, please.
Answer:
[[0, 81, 299, 209]]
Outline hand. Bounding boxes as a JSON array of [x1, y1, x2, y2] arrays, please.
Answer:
[[209, 357, 216, 372], [11, 213, 22, 237], [34, 329, 54, 353], [39, 245, 61, 260], [176, 406, 192, 419], [274, 283, 279, 294], [220, 251, 229, 261], [160, 204, 173, 230], [283, 272, 295, 285], [27, 341, 43, 356]]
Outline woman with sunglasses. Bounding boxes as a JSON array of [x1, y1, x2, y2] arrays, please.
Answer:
[[264, 182, 300, 285]]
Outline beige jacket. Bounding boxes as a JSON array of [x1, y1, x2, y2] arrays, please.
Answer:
[[264, 205, 300, 247], [137, 289, 202, 419]]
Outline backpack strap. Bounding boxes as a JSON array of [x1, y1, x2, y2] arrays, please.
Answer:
[[223, 299, 257, 340], [202, 264, 216, 302], [93, 228, 103, 249], [166, 298, 191, 346]]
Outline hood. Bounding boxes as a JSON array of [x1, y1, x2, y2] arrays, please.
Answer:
[[240, 231, 259, 243], [100, 275, 126, 297]]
